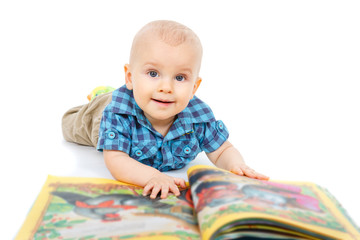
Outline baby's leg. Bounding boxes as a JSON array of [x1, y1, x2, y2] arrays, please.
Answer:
[[62, 92, 113, 147]]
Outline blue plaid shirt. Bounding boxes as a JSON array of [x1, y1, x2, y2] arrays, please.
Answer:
[[97, 85, 229, 172]]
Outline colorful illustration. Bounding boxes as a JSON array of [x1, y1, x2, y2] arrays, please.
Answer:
[[17, 166, 360, 240], [188, 166, 360, 240], [17, 176, 199, 240]]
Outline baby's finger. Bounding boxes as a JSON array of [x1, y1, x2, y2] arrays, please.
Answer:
[[243, 166, 257, 178], [160, 186, 169, 199], [142, 183, 154, 196], [169, 183, 181, 196], [231, 167, 244, 176], [255, 172, 270, 180], [174, 178, 186, 188], [150, 185, 161, 199]]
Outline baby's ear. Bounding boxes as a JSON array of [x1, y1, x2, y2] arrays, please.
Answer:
[[192, 77, 202, 96], [124, 64, 133, 90]]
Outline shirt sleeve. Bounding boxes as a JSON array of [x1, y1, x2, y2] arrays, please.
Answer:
[[198, 120, 229, 153], [97, 109, 132, 154]]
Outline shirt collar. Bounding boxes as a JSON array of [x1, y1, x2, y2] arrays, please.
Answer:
[[109, 86, 151, 131], [110, 85, 215, 137]]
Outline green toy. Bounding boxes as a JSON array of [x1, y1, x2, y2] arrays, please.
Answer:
[[87, 86, 115, 101]]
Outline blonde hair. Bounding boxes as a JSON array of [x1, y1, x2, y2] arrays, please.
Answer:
[[130, 20, 202, 63]]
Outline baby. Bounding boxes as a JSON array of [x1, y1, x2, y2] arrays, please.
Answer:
[[62, 20, 268, 199]]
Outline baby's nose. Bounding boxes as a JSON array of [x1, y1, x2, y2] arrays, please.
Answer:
[[158, 78, 173, 93]]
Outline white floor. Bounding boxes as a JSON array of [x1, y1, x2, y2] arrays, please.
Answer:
[[1, 1, 360, 239]]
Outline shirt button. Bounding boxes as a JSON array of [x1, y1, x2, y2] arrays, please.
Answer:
[[135, 150, 143, 157], [183, 146, 191, 154], [108, 131, 116, 139], [217, 121, 224, 130]]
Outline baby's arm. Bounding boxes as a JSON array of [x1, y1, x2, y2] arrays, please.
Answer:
[[206, 140, 269, 180], [103, 150, 186, 199]]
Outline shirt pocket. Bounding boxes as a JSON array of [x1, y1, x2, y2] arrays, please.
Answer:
[[171, 138, 201, 159], [130, 141, 158, 162]]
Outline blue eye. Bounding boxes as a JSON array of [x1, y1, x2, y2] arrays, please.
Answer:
[[175, 75, 185, 81], [148, 71, 158, 78]]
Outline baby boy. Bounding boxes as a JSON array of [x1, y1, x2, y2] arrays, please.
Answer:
[[62, 20, 268, 199]]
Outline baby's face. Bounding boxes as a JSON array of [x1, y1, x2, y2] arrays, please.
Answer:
[[125, 36, 202, 126]]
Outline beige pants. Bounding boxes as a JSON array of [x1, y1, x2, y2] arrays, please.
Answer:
[[62, 92, 113, 147]]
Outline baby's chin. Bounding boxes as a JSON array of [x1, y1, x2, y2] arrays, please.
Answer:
[[143, 111, 177, 123]]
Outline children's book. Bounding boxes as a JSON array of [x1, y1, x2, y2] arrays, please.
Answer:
[[17, 165, 360, 240]]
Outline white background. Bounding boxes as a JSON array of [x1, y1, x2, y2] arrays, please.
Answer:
[[1, 0, 359, 238]]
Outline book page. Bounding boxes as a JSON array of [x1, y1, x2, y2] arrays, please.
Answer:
[[16, 175, 200, 240], [187, 165, 360, 240]]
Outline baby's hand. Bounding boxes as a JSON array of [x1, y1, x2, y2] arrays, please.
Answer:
[[229, 163, 269, 180], [142, 172, 186, 199]]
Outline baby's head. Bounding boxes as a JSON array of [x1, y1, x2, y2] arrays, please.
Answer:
[[124, 20, 203, 127], [129, 20, 203, 67]]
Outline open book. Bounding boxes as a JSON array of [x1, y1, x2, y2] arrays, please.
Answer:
[[17, 165, 360, 240]]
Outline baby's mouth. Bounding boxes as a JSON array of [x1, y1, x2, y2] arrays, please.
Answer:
[[152, 98, 174, 104], [152, 98, 175, 106]]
